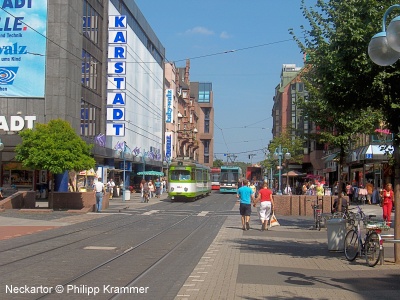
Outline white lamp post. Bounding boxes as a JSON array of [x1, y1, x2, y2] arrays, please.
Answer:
[[368, 4, 400, 263], [273, 145, 291, 195]]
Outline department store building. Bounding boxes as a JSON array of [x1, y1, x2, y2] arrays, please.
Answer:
[[0, 0, 166, 191]]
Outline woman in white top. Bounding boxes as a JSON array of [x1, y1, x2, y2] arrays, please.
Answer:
[[148, 180, 155, 198]]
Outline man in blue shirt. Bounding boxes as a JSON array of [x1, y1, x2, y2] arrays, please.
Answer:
[[237, 179, 255, 230]]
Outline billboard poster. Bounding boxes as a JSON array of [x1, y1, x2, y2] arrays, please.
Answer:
[[0, 0, 47, 97]]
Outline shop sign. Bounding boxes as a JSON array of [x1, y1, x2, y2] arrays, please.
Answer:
[[106, 15, 127, 137], [0, 115, 36, 131], [165, 89, 173, 123]]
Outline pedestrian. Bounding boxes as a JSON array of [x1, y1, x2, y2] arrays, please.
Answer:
[[93, 178, 105, 212], [366, 180, 374, 205], [302, 182, 308, 195], [332, 197, 348, 213], [148, 180, 155, 198], [249, 181, 257, 198], [154, 178, 161, 198], [253, 182, 274, 231], [162, 178, 166, 194], [346, 182, 353, 203], [107, 178, 116, 199], [381, 183, 394, 225], [236, 179, 255, 231], [140, 179, 148, 203], [284, 185, 292, 195]]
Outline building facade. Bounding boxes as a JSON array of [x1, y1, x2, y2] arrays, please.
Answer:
[[0, 0, 166, 191], [0, 1, 215, 193]]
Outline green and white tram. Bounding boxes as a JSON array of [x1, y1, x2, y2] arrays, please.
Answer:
[[168, 160, 211, 201]]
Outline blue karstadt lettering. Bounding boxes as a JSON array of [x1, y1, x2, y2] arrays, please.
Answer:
[[1, 0, 32, 9], [113, 16, 126, 28]]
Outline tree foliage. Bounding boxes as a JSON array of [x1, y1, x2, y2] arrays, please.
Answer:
[[213, 159, 224, 167], [289, 0, 384, 155], [262, 132, 304, 171], [290, 0, 400, 226], [15, 119, 96, 174]]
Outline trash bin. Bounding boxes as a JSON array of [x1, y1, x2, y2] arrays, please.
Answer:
[[123, 189, 131, 201], [326, 218, 347, 251]]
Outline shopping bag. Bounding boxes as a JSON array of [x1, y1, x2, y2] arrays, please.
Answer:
[[269, 212, 280, 228]]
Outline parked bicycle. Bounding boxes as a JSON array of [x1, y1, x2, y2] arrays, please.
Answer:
[[344, 206, 389, 267], [311, 201, 322, 231]]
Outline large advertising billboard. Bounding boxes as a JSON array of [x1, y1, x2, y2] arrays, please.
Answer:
[[0, 0, 47, 97]]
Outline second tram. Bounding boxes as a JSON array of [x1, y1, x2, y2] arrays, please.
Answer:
[[220, 165, 243, 193], [168, 159, 211, 201], [210, 167, 221, 190]]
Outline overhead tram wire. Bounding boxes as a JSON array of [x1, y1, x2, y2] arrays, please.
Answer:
[[2, 7, 290, 140], [170, 38, 294, 63], [0, 7, 162, 121]]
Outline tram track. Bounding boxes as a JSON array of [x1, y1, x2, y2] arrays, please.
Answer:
[[0, 201, 190, 255], [1, 193, 235, 299], [34, 210, 216, 300]]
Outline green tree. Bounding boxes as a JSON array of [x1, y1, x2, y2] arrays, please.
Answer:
[[262, 132, 304, 170], [213, 159, 224, 168], [15, 119, 96, 175], [290, 0, 400, 261]]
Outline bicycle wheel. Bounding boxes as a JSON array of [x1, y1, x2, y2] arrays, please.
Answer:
[[365, 232, 381, 267], [344, 230, 359, 261]]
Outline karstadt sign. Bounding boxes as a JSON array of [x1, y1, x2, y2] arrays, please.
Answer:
[[0, 115, 36, 131]]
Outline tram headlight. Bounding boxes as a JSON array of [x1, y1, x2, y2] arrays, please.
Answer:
[[170, 187, 174, 191], [184, 187, 188, 192]]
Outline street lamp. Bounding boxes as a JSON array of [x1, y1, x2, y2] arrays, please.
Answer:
[[273, 145, 291, 195], [368, 4, 400, 264], [141, 149, 150, 179], [368, 4, 400, 66]]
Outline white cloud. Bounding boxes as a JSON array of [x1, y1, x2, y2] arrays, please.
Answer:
[[184, 26, 214, 36], [220, 31, 232, 39]]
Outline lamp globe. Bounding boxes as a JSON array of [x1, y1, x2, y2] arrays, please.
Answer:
[[368, 32, 400, 66], [387, 16, 400, 52]]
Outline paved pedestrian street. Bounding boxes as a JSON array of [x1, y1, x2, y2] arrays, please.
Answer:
[[176, 207, 399, 300]]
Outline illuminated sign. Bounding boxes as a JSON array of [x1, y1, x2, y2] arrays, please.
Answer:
[[165, 132, 173, 159], [0, 115, 36, 131], [165, 89, 173, 123], [106, 15, 127, 136], [0, 0, 47, 97]]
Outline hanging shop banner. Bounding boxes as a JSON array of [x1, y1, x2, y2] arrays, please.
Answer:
[[0, 0, 47, 97]]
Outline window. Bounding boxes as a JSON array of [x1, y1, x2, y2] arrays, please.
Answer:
[[82, 50, 101, 93], [198, 83, 212, 103], [80, 99, 101, 137], [83, 1, 102, 46], [203, 108, 210, 133], [204, 120, 210, 133]]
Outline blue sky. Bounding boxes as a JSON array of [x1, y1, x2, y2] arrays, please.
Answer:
[[135, 0, 311, 163]]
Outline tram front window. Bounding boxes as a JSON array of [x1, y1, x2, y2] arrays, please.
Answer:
[[171, 170, 191, 181], [221, 171, 237, 183]]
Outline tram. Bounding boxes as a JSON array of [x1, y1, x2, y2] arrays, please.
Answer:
[[210, 167, 221, 190], [220, 165, 243, 193], [168, 159, 211, 201]]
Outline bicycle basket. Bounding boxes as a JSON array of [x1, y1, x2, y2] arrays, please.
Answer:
[[365, 220, 390, 231]]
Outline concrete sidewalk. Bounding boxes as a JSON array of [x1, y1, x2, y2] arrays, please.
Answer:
[[176, 204, 399, 300]]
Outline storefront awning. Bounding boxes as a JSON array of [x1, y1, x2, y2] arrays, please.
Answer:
[[347, 147, 365, 163], [323, 153, 338, 163], [361, 145, 393, 160]]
